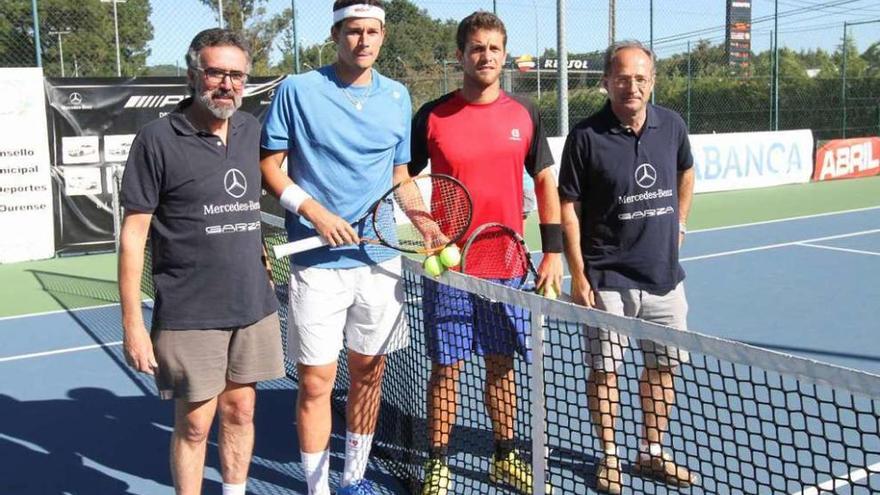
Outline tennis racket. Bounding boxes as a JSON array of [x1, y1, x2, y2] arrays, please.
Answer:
[[461, 221, 566, 299], [460, 222, 540, 289], [272, 174, 473, 259]]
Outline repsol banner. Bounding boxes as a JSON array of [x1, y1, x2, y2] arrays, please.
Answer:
[[812, 137, 880, 182], [690, 129, 814, 193], [0, 68, 55, 263], [44, 76, 283, 254]]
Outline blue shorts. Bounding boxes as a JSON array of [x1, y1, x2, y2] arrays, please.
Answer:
[[423, 277, 531, 366]]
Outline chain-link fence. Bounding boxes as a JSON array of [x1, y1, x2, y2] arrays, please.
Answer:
[[3, 0, 878, 138]]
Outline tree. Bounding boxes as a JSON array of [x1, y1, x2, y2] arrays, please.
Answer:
[[0, 0, 153, 77], [198, 0, 291, 75], [860, 41, 880, 76]]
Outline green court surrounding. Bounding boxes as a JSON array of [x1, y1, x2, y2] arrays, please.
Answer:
[[1, 175, 879, 318]]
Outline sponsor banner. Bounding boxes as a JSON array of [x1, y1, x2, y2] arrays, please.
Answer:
[[0, 68, 55, 263], [43, 76, 283, 253], [812, 137, 880, 181], [690, 129, 814, 193]]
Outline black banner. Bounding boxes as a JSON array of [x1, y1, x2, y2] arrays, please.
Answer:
[[44, 76, 284, 254]]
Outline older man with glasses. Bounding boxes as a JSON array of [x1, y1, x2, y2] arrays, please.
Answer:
[[558, 40, 697, 494]]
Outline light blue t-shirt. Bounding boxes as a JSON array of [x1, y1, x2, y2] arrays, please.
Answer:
[[261, 66, 412, 268]]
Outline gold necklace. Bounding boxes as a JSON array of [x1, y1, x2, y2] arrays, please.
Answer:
[[340, 82, 373, 111]]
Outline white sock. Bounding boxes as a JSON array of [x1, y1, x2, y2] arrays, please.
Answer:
[[222, 482, 247, 495], [302, 450, 331, 495], [341, 431, 374, 487], [639, 441, 663, 457], [603, 443, 617, 457]]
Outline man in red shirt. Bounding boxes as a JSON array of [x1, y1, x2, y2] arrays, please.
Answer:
[[409, 11, 563, 495]]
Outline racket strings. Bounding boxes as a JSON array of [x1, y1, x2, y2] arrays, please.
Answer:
[[462, 225, 529, 282], [374, 176, 471, 253]]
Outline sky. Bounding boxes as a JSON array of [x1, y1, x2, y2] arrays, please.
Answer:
[[145, 0, 880, 67]]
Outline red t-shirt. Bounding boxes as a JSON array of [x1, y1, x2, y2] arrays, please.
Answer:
[[410, 90, 553, 243]]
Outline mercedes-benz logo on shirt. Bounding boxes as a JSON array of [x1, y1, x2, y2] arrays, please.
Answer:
[[68, 92, 83, 105], [224, 169, 247, 198], [635, 163, 657, 189]]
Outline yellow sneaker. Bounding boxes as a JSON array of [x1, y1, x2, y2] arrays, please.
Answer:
[[421, 458, 451, 495], [489, 450, 553, 494]]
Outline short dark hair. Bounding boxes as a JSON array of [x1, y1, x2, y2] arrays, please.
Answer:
[[332, 0, 386, 30], [603, 40, 655, 76], [456, 11, 507, 52], [185, 28, 251, 72]]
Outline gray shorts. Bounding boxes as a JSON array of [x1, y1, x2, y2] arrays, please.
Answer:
[[152, 312, 285, 402], [585, 283, 689, 372]]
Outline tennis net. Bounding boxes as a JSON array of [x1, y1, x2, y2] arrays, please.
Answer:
[[146, 212, 880, 494]]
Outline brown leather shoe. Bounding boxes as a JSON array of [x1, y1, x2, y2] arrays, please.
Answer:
[[631, 451, 697, 487], [595, 455, 623, 494]]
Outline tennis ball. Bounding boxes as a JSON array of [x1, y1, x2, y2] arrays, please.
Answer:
[[540, 284, 558, 300], [438, 245, 461, 268], [423, 255, 445, 277]]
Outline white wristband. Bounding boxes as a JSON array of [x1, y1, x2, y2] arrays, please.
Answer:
[[679, 222, 687, 234], [280, 183, 311, 214]]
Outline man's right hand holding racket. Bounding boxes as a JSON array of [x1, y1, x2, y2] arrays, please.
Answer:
[[298, 197, 361, 247]]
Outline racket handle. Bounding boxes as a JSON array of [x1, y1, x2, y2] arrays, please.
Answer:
[[272, 235, 329, 258]]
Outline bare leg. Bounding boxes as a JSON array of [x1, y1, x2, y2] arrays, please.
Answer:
[[217, 381, 257, 485], [297, 362, 338, 453], [171, 398, 218, 495], [484, 354, 516, 443], [427, 361, 463, 449]]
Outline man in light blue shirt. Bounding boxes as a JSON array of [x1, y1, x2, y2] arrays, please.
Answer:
[[259, 2, 411, 494]]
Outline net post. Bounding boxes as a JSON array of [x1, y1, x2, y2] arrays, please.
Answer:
[[529, 301, 548, 494]]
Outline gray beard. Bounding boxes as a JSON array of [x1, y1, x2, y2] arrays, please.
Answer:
[[197, 89, 241, 120]]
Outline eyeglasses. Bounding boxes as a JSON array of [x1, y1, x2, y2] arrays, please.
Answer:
[[610, 76, 652, 89], [197, 67, 249, 86]]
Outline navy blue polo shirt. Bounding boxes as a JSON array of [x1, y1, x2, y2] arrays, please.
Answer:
[[558, 102, 693, 291], [121, 98, 278, 330]]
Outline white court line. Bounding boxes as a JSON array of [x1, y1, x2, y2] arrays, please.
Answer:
[[0, 341, 122, 363], [0, 302, 120, 323], [680, 229, 880, 262], [798, 243, 880, 257], [689, 205, 880, 234], [528, 205, 880, 257], [790, 461, 880, 495]]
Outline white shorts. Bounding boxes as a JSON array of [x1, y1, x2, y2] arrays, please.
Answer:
[[585, 282, 689, 372], [288, 257, 409, 366]]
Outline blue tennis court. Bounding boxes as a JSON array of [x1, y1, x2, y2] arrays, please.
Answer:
[[1, 206, 878, 493]]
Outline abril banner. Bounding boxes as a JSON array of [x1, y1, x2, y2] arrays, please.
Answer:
[[690, 129, 814, 193], [812, 137, 880, 182], [0, 68, 54, 264]]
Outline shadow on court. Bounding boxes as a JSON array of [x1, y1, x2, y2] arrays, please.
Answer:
[[0, 385, 406, 494]]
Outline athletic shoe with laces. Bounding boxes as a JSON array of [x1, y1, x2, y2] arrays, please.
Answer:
[[631, 450, 697, 487], [421, 458, 452, 495], [336, 479, 376, 495], [489, 449, 553, 494], [594, 455, 622, 494]]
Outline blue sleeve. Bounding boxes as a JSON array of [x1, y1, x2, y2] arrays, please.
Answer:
[[260, 77, 294, 151], [393, 86, 412, 165]]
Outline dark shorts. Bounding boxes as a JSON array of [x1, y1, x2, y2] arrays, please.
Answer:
[[423, 277, 531, 366], [152, 312, 285, 402]]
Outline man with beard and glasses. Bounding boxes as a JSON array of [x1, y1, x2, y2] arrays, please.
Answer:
[[260, 1, 411, 494], [118, 28, 284, 495], [410, 11, 562, 495]]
